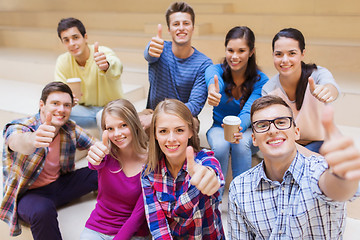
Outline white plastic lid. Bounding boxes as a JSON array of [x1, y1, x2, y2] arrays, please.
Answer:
[[222, 116, 241, 125], [66, 78, 81, 83]]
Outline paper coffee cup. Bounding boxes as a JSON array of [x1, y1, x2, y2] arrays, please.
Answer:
[[66, 78, 82, 100], [223, 116, 241, 142]]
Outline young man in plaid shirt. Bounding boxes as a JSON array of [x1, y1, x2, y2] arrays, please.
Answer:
[[1, 82, 98, 239]]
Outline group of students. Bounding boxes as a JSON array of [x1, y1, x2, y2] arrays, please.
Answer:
[[1, 1, 360, 240]]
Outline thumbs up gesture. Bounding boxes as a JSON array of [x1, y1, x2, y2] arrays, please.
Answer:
[[320, 105, 360, 180], [207, 75, 222, 106], [94, 42, 110, 71], [87, 130, 110, 166], [148, 24, 164, 58], [309, 77, 334, 103], [34, 112, 56, 148], [187, 146, 220, 196]]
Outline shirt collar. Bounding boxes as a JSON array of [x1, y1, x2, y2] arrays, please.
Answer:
[[255, 151, 303, 189]]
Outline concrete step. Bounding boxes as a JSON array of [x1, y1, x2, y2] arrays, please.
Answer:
[[2, 0, 359, 16], [0, 0, 234, 13], [221, 0, 360, 15], [1, 11, 360, 40]]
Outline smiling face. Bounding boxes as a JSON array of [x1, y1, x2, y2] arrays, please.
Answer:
[[105, 114, 132, 150], [155, 112, 193, 166], [60, 26, 89, 59], [168, 12, 194, 46], [39, 91, 72, 130], [225, 38, 253, 74], [252, 104, 300, 163], [273, 37, 304, 78]]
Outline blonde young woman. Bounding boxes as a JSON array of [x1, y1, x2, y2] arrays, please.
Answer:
[[141, 99, 225, 239], [81, 99, 150, 240], [262, 28, 340, 153]]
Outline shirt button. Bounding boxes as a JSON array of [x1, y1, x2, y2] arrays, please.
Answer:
[[279, 230, 283, 234], [281, 209, 284, 213], [282, 187, 285, 191]]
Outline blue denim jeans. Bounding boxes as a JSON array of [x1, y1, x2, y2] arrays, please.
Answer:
[[207, 126, 258, 180], [70, 104, 103, 129], [304, 140, 324, 153], [80, 227, 151, 240]]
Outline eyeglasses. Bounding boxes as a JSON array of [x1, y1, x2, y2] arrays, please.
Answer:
[[252, 117, 293, 133]]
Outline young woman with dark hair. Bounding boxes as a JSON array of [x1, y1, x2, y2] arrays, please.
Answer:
[[262, 28, 340, 153], [205, 26, 269, 182]]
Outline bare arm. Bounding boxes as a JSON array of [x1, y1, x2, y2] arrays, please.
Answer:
[[319, 167, 359, 202], [318, 106, 360, 201], [8, 113, 55, 155]]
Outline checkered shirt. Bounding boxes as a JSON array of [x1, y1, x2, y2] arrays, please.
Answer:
[[0, 113, 95, 236], [228, 152, 360, 240], [141, 149, 225, 239]]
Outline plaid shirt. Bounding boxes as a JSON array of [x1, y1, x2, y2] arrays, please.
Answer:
[[228, 152, 360, 240], [0, 113, 95, 236], [141, 149, 225, 240]]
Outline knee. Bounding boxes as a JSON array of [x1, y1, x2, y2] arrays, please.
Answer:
[[28, 200, 57, 224], [36, 200, 57, 217], [211, 140, 229, 155]]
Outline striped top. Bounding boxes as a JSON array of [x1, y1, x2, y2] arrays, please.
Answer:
[[144, 41, 212, 116], [228, 152, 360, 240], [1, 113, 95, 236]]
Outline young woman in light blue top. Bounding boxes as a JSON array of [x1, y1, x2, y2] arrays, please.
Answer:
[[205, 26, 269, 181]]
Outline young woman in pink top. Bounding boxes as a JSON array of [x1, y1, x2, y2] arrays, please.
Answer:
[[80, 99, 150, 240], [262, 28, 341, 153]]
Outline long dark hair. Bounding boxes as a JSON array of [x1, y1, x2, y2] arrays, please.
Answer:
[[221, 26, 260, 109], [272, 28, 317, 110]]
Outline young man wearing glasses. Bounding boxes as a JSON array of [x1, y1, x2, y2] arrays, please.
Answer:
[[228, 95, 360, 239]]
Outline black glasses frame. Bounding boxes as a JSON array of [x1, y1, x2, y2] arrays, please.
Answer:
[[252, 117, 293, 133]]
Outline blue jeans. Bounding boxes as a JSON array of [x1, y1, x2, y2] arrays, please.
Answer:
[[207, 126, 258, 180], [71, 104, 103, 129], [304, 140, 324, 153], [17, 167, 98, 240], [80, 227, 151, 240]]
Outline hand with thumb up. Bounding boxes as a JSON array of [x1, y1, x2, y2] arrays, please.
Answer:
[[187, 146, 221, 196], [87, 130, 110, 166], [148, 24, 164, 58], [308, 77, 336, 103], [34, 112, 56, 148], [94, 42, 110, 71], [320, 105, 360, 181], [207, 75, 222, 107]]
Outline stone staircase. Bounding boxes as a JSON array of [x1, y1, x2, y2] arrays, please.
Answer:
[[0, 0, 360, 239]]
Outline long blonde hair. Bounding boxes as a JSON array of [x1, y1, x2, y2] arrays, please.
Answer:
[[145, 99, 200, 174], [101, 99, 148, 163]]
